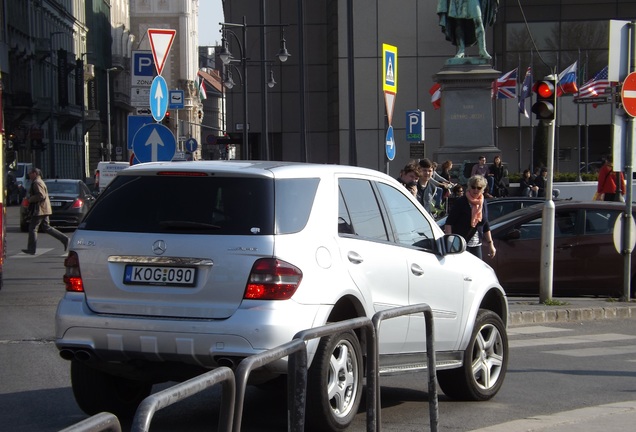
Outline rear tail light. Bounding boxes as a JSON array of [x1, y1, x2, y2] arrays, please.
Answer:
[[244, 258, 302, 300], [63, 251, 84, 292], [72, 198, 84, 209]]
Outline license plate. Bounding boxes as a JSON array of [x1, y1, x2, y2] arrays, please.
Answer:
[[124, 265, 197, 287], [51, 201, 62, 207]]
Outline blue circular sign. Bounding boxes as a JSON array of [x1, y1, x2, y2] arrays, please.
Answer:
[[132, 123, 176, 163], [185, 138, 198, 153], [150, 76, 169, 122], [385, 126, 396, 161]]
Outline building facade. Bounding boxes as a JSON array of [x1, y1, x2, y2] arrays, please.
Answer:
[[221, 0, 636, 177]]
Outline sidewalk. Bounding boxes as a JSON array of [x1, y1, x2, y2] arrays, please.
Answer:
[[476, 296, 636, 432], [507, 296, 636, 327]]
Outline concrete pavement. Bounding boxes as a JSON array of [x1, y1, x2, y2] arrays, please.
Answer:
[[471, 296, 636, 432]]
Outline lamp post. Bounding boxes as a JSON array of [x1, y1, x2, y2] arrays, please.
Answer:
[[79, 52, 92, 181], [219, 17, 290, 160], [106, 66, 121, 162], [48, 31, 63, 177]]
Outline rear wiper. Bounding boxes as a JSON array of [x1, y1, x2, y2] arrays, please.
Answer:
[[158, 221, 221, 230]]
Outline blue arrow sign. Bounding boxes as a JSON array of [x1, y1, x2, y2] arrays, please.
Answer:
[[127, 115, 155, 149], [150, 76, 168, 122], [132, 123, 176, 163], [385, 126, 395, 161], [185, 138, 198, 153]]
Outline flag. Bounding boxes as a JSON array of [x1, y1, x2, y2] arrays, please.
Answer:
[[557, 61, 578, 96], [429, 83, 441, 110], [494, 68, 518, 99], [576, 66, 610, 99], [198, 74, 207, 101], [518, 67, 533, 118]]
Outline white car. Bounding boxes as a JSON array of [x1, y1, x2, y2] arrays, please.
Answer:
[[56, 161, 509, 431]]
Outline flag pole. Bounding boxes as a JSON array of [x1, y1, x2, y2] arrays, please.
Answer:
[[493, 54, 498, 149], [576, 49, 583, 181], [530, 49, 534, 171], [518, 54, 522, 173]]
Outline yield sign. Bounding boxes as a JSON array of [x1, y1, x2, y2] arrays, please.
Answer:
[[147, 29, 176, 76], [622, 72, 636, 117]]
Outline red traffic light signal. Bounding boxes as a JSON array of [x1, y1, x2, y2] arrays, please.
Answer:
[[163, 111, 171, 125], [532, 79, 556, 121]]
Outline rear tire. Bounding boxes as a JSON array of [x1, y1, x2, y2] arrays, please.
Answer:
[[70, 360, 152, 418], [306, 330, 363, 431], [437, 309, 508, 401]]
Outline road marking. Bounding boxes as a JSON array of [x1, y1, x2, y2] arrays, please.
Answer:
[[12, 248, 54, 258], [545, 345, 636, 357], [508, 326, 573, 335], [510, 333, 636, 349]]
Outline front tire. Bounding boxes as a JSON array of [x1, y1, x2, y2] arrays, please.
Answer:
[[438, 309, 508, 401], [306, 330, 363, 431], [70, 360, 152, 418]]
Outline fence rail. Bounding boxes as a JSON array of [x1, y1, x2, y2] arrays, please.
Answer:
[[60, 304, 437, 432]]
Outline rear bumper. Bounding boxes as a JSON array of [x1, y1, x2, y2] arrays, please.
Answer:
[[55, 292, 327, 373]]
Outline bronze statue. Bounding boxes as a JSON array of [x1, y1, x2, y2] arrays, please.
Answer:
[[437, 0, 499, 59]]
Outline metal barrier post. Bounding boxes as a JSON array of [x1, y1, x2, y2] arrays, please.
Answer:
[[58, 412, 122, 432], [232, 339, 307, 432], [372, 304, 438, 432], [293, 317, 376, 432], [130, 367, 235, 432]]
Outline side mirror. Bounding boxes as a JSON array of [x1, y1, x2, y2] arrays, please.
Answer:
[[505, 229, 521, 240], [444, 234, 466, 254]]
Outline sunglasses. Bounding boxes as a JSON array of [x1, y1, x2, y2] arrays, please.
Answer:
[[470, 186, 483, 190]]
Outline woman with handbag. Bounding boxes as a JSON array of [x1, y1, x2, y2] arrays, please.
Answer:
[[597, 157, 626, 202]]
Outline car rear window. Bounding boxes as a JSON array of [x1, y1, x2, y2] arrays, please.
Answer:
[[81, 174, 275, 235]]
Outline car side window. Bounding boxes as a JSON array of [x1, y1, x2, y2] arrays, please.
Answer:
[[376, 182, 435, 248], [555, 210, 577, 237], [338, 179, 388, 241], [584, 209, 620, 235]]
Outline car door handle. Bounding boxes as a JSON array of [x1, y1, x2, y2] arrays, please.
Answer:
[[410, 263, 424, 276], [347, 251, 363, 264], [557, 243, 575, 250]]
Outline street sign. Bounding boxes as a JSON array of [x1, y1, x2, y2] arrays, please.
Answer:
[[573, 97, 609, 105], [406, 110, 424, 142], [131, 87, 151, 106], [127, 115, 154, 149], [622, 72, 636, 117], [148, 29, 176, 76], [385, 126, 395, 161], [132, 123, 176, 163], [131, 51, 154, 87], [382, 44, 398, 126], [169, 90, 184, 109], [185, 138, 198, 153], [150, 76, 169, 121]]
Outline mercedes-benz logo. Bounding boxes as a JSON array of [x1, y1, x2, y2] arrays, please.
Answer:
[[152, 240, 167, 255]]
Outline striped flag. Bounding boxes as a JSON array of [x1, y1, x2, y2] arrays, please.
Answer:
[[557, 61, 578, 96], [576, 66, 610, 99], [518, 67, 533, 118], [494, 68, 518, 99], [429, 83, 441, 110], [198, 74, 207, 101]]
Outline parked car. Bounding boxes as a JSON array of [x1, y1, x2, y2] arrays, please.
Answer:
[[55, 161, 509, 430], [20, 179, 96, 232], [485, 200, 635, 298], [437, 196, 546, 228]]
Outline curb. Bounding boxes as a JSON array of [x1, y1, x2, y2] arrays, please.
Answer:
[[508, 304, 636, 327]]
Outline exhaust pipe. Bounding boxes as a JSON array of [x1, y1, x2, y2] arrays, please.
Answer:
[[216, 357, 236, 369], [58, 349, 93, 361]]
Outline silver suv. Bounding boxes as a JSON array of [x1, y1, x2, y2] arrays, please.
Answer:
[[56, 161, 508, 431]]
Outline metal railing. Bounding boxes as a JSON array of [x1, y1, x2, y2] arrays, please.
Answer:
[[60, 304, 437, 432]]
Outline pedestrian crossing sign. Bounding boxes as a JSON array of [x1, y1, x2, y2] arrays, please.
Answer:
[[383, 44, 397, 93]]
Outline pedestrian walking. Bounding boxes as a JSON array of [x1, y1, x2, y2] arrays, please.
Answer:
[[22, 167, 69, 254]]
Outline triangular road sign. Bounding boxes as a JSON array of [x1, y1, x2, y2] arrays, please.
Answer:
[[384, 91, 396, 126], [148, 29, 176, 76]]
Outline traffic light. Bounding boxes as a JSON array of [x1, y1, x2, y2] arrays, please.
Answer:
[[532, 78, 556, 121], [163, 111, 171, 125]]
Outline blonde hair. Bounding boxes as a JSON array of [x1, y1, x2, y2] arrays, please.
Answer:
[[468, 175, 487, 189]]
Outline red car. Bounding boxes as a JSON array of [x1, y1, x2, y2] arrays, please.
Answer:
[[485, 200, 635, 298]]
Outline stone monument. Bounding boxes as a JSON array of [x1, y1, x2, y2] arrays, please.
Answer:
[[433, 0, 502, 167]]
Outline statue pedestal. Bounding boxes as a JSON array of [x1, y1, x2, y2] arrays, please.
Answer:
[[433, 62, 501, 166]]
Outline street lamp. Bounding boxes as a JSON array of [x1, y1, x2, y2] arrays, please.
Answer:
[[48, 31, 63, 177], [219, 17, 290, 160], [106, 66, 122, 162]]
